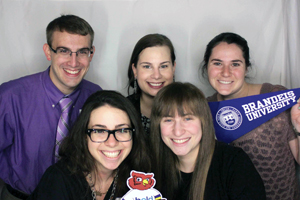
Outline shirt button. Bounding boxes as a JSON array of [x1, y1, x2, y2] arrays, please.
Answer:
[[52, 104, 55, 108]]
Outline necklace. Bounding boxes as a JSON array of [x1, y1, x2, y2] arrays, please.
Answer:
[[88, 169, 118, 200], [95, 190, 107, 197]]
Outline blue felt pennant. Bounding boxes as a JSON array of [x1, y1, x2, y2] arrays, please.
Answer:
[[208, 88, 300, 143]]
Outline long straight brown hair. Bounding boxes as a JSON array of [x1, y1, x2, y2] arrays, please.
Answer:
[[150, 82, 215, 200]]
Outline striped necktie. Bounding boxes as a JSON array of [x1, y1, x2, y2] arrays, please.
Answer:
[[55, 96, 72, 161]]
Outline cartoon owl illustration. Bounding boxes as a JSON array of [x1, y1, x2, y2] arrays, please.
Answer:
[[121, 170, 166, 200], [127, 171, 155, 190]]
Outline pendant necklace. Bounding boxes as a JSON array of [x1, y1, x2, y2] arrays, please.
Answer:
[[88, 169, 118, 200]]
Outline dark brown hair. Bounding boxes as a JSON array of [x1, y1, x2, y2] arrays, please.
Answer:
[[201, 32, 251, 79], [46, 14, 94, 47], [127, 33, 176, 95], [59, 90, 151, 197]]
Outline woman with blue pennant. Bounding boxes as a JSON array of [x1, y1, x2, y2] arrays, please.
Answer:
[[200, 32, 300, 199]]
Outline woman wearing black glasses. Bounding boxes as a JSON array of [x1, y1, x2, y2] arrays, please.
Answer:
[[28, 90, 151, 200]]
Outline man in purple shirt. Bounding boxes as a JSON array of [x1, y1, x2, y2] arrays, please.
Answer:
[[0, 15, 102, 199]]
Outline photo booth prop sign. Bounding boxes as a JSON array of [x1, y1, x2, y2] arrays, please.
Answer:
[[121, 170, 166, 200]]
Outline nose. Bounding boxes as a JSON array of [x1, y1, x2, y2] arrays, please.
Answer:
[[151, 68, 162, 79], [221, 64, 231, 77], [68, 53, 79, 67], [174, 120, 184, 137], [105, 134, 118, 147]]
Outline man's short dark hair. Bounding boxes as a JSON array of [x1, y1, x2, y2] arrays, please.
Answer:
[[46, 14, 94, 47]]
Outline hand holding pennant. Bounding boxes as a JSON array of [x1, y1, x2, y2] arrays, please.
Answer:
[[291, 98, 300, 133]]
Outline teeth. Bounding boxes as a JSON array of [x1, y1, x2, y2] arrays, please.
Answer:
[[219, 80, 231, 84], [149, 82, 163, 86], [173, 138, 189, 144], [64, 69, 80, 74], [102, 151, 120, 158]]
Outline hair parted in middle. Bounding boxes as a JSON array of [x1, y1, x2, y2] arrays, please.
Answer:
[[127, 33, 176, 95], [59, 90, 151, 197], [200, 32, 252, 79], [150, 82, 215, 200]]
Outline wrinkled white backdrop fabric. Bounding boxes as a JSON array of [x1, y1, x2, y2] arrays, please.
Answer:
[[0, 0, 299, 96]]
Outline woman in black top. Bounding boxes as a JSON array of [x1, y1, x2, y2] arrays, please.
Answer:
[[28, 91, 151, 200], [127, 33, 176, 135], [150, 82, 266, 200]]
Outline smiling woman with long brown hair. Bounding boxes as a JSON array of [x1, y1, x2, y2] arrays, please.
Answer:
[[150, 82, 265, 200], [29, 90, 151, 200]]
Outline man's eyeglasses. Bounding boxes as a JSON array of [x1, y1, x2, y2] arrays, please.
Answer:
[[86, 128, 134, 143], [49, 45, 93, 58]]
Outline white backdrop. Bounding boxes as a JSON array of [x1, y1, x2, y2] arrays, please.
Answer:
[[0, 0, 299, 97]]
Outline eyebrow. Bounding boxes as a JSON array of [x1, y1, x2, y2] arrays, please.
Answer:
[[115, 124, 130, 128], [162, 112, 194, 117], [182, 113, 194, 116], [139, 61, 171, 65], [56, 46, 91, 51], [210, 58, 243, 63], [92, 124, 130, 129], [92, 124, 106, 129], [231, 60, 243, 63], [210, 59, 222, 62]]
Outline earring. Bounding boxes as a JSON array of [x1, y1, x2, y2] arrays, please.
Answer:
[[173, 75, 175, 82], [134, 78, 137, 94]]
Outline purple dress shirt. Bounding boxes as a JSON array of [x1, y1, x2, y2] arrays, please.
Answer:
[[0, 67, 101, 194]]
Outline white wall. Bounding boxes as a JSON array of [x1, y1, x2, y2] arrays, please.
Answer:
[[0, 0, 299, 97]]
